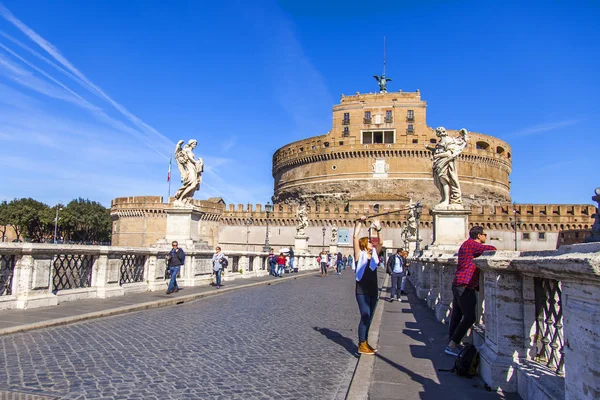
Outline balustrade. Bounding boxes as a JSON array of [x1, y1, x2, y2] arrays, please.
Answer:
[[0, 244, 318, 311], [407, 243, 600, 399]]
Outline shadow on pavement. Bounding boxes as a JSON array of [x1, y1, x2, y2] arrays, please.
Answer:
[[313, 327, 359, 358]]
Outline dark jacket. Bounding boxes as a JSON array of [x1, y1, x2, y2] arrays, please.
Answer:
[[386, 254, 403, 275], [168, 248, 185, 267]]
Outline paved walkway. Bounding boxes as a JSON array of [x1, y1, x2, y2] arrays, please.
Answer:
[[365, 279, 520, 400], [0, 271, 313, 335]]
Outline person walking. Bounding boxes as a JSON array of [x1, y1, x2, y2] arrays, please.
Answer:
[[342, 255, 347, 270], [212, 246, 227, 289], [268, 249, 277, 277], [353, 216, 383, 355], [336, 251, 343, 274], [400, 249, 410, 295], [386, 248, 405, 302], [319, 250, 328, 277], [165, 241, 184, 295], [347, 254, 353, 271], [276, 252, 286, 277], [445, 226, 496, 356], [288, 247, 295, 273]]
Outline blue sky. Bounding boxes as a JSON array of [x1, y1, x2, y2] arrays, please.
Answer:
[[0, 0, 597, 207]]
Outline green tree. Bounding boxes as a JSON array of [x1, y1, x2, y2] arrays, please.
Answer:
[[0, 200, 8, 242], [62, 198, 111, 243], [5, 198, 50, 242]]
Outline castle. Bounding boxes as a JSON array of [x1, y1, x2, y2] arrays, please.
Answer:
[[110, 88, 595, 252]]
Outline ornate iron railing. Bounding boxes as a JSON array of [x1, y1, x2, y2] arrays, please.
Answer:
[[0, 255, 16, 296], [120, 255, 146, 285], [534, 277, 565, 375], [230, 256, 240, 272], [52, 254, 94, 292]]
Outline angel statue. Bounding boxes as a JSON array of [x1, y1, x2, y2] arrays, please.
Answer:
[[407, 200, 417, 238], [173, 139, 204, 206], [425, 127, 469, 209], [373, 74, 392, 93], [331, 225, 338, 244], [296, 204, 309, 236]]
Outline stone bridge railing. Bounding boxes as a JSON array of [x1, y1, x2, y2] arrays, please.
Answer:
[[408, 243, 599, 400], [0, 244, 318, 311]]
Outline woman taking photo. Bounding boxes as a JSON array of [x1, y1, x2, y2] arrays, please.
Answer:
[[353, 216, 383, 355]]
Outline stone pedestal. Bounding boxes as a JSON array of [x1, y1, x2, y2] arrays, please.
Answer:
[[294, 235, 309, 255], [430, 207, 471, 246], [165, 206, 202, 244]]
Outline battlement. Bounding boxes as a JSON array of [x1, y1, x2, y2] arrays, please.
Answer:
[[111, 196, 164, 206], [340, 90, 421, 104]]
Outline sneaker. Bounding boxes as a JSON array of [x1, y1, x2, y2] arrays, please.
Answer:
[[444, 346, 460, 357], [388, 298, 394, 302], [358, 341, 375, 355], [166, 290, 172, 295], [366, 341, 378, 353]]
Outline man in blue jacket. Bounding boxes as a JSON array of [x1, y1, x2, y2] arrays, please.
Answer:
[[166, 241, 185, 294]]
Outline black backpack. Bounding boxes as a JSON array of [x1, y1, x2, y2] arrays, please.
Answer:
[[453, 344, 480, 377], [220, 257, 229, 268]]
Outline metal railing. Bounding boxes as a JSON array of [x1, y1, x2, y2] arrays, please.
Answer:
[[52, 254, 94, 292], [534, 277, 565, 375], [0, 254, 15, 296], [120, 254, 146, 285], [363, 118, 372, 124]]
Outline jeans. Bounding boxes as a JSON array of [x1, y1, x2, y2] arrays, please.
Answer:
[[320, 262, 327, 275], [336, 263, 342, 273], [390, 272, 404, 299], [289, 257, 295, 270], [214, 269, 222, 287], [269, 262, 276, 276], [277, 265, 284, 276], [356, 294, 378, 343], [167, 266, 180, 292], [448, 285, 477, 344]]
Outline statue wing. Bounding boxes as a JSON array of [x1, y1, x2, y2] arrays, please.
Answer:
[[373, 75, 380, 81], [386, 77, 392, 82]]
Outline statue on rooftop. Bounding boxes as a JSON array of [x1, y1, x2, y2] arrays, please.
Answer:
[[425, 127, 469, 209], [173, 139, 204, 206], [373, 74, 392, 93]]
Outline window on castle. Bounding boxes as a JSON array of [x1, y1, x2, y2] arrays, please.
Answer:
[[522, 232, 531, 240], [361, 130, 395, 144], [407, 124, 414, 133], [343, 112, 350, 124], [324, 142, 329, 147], [373, 131, 383, 143], [385, 110, 393, 122], [407, 110, 414, 121], [362, 132, 372, 144], [412, 139, 418, 144], [364, 111, 371, 123], [343, 126, 350, 137], [476, 141, 490, 150], [539, 232, 546, 240]]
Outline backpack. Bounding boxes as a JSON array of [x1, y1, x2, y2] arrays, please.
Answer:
[[220, 257, 228, 268], [452, 344, 480, 377]]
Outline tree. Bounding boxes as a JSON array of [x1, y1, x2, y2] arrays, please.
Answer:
[[62, 198, 111, 243], [0, 200, 8, 242], [5, 198, 50, 242]]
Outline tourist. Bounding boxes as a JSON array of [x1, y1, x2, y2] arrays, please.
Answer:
[[268, 249, 277, 276], [276, 252, 286, 277], [336, 251, 343, 274], [212, 246, 227, 289], [165, 241, 184, 295], [342, 255, 347, 270], [400, 249, 410, 295], [318, 250, 328, 276], [353, 216, 383, 355], [386, 248, 405, 302], [446, 226, 496, 356], [347, 254, 353, 271], [289, 247, 295, 273]]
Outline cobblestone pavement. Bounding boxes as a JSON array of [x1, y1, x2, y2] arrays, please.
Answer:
[[0, 271, 371, 400]]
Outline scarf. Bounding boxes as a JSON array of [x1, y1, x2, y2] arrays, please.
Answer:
[[354, 249, 379, 281]]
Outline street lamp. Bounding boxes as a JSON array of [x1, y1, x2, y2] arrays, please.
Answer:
[[244, 216, 253, 251], [263, 201, 272, 252], [322, 227, 327, 251], [53, 205, 63, 244], [414, 201, 423, 256], [510, 203, 521, 251]]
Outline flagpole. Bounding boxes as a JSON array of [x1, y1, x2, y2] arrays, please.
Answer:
[[168, 154, 172, 201]]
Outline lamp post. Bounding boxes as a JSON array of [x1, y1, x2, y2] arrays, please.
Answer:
[[263, 202, 272, 252], [53, 205, 63, 244], [322, 227, 327, 251], [244, 216, 253, 251], [414, 201, 423, 256], [510, 203, 521, 251]]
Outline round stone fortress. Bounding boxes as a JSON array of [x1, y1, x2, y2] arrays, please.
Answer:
[[272, 90, 512, 207]]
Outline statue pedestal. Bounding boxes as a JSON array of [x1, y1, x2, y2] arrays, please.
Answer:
[[430, 207, 472, 246], [294, 235, 309, 255], [165, 206, 202, 245]]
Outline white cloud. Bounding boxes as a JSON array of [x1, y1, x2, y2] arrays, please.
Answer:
[[509, 119, 582, 137]]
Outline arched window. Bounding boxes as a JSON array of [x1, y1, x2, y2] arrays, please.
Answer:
[[496, 146, 505, 155], [476, 141, 490, 150]]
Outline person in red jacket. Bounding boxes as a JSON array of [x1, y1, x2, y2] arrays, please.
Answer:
[[445, 225, 496, 356], [276, 253, 287, 277]]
